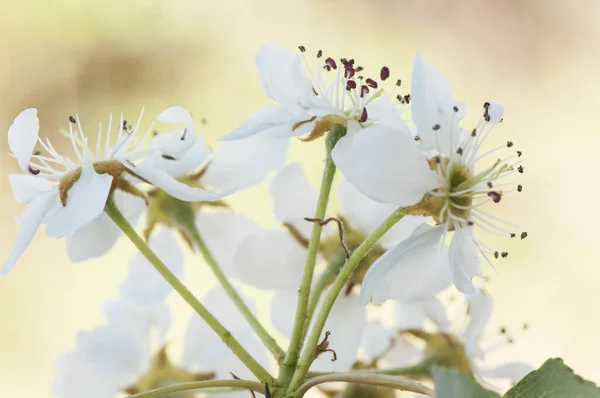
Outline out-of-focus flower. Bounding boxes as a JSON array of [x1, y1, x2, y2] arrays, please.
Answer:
[[3, 107, 232, 273], [338, 52, 523, 298]]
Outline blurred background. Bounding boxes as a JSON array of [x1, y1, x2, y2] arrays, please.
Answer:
[[1, 0, 599, 396]]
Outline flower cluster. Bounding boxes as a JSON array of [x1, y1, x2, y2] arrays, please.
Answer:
[[4, 42, 530, 398]]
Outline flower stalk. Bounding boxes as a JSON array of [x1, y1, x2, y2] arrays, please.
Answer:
[[287, 206, 406, 392], [105, 198, 275, 384], [279, 125, 346, 387], [184, 221, 286, 363], [126, 379, 266, 398], [292, 372, 435, 397]]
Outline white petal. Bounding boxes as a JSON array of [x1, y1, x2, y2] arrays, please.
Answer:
[[331, 123, 437, 207], [53, 352, 122, 398], [486, 101, 504, 124], [359, 322, 395, 361], [196, 211, 262, 274], [410, 51, 454, 150], [9, 173, 55, 203], [65, 188, 145, 262], [270, 289, 298, 337], [102, 300, 172, 348], [395, 301, 428, 330], [421, 297, 451, 332], [255, 42, 299, 106], [2, 189, 57, 274], [45, 164, 113, 238], [156, 105, 195, 136], [8, 108, 39, 173], [448, 226, 482, 294], [74, 326, 144, 381], [382, 335, 424, 368], [311, 293, 366, 372], [219, 104, 295, 141], [360, 224, 452, 304], [475, 361, 533, 383], [338, 178, 428, 247], [464, 294, 493, 359], [366, 93, 412, 130], [232, 229, 306, 289], [203, 129, 289, 191], [270, 163, 318, 238], [118, 229, 184, 306], [126, 160, 236, 201], [151, 137, 211, 178]]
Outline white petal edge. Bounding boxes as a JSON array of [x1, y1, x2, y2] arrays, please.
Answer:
[[8, 108, 39, 173], [9, 173, 55, 203], [448, 226, 482, 294], [2, 189, 57, 274], [156, 106, 195, 136]]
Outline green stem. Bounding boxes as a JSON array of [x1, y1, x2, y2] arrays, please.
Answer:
[[279, 126, 346, 388], [301, 252, 345, 339], [186, 222, 286, 363], [126, 379, 266, 398], [105, 200, 274, 384], [287, 207, 406, 392], [293, 372, 435, 397], [307, 359, 435, 378]]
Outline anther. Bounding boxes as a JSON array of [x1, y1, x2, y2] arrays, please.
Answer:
[[366, 78, 378, 89], [517, 184, 523, 192], [501, 252, 508, 258], [507, 141, 514, 147], [380, 66, 390, 81], [414, 136, 421, 141], [122, 120, 128, 131], [28, 165, 40, 175], [359, 107, 368, 123], [494, 251, 499, 259], [517, 151, 522, 157], [396, 79, 402, 87], [33, 150, 42, 156], [356, 66, 364, 72], [346, 80, 357, 90], [456, 147, 464, 155], [317, 49, 323, 58], [487, 191, 502, 203], [433, 155, 441, 164], [361, 85, 369, 98], [518, 165, 524, 173], [344, 66, 355, 79], [298, 45, 306, 52], [453, 105, 459, 112], [471, 128, 477, 137], [69, 116, 77, 124], [325, 57, 337, 69], [483, 102, 490, 109], [467, 221, 474, 226], [520, 232, 528, 240], [487, 181, 493, 188], [403, 94, 411, 104], [523, 323, 529, 330], [500, 326, 507, 334], [510, 233, 516, 238], [162, 154, 176, 160], [340, 58, 348, 65], [432, 124, 441, 131]]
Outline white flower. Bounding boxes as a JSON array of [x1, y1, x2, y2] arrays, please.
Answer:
[[338, 52, 523, 298], [222, 43, 406, 144], [4, 107, 231, 272]]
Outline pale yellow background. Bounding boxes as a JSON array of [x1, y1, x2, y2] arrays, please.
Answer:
[[0, 0, 599, 396]]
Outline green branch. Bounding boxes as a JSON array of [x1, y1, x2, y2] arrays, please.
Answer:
[[126, 379, 266, 398], [287, 207, 406, 392], [105, 199, 274, 384]]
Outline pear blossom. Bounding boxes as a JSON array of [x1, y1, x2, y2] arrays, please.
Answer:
[[221, 43, 407, 148], [336, 52, 524, 298], [4, 107, 232, 272]]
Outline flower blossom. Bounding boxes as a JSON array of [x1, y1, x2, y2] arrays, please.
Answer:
[[333, 52, 524, 298], [4, 106, 233, 273]]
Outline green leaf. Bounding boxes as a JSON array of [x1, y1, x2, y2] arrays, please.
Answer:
[[432, 366, 500, 398], [504, 358, 600, 398]]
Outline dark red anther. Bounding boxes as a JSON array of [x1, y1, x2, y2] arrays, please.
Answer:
[[346, 80, 357, 90], [359, 107, 368, 123], [344, 66, 355, 79], [317, 49, 323, 58], [325, 57, 337, 70], [487, 191, 502, 203], [366, 78, 378, 89], [28, 165, 40, 175], [361, 85, 369, 98], [380, 66, 390, 81], [68, 116, 76, 124], [347, 58, 355, 66]]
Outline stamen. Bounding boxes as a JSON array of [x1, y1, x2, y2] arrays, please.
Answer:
[[380, 66, 390, 81], [359, 107, 368, 123], [366, 78, 378, 88], [520, 232, 528, 240]]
